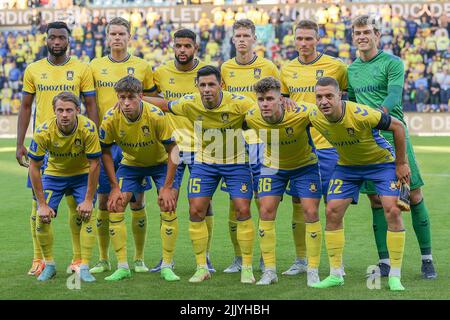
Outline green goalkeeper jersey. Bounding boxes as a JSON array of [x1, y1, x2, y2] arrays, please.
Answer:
[[348, 50, 405, 126]]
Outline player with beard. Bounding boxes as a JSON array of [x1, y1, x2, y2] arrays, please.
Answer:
[[147, 29, 216, 274], [16, 21, 98, 277]]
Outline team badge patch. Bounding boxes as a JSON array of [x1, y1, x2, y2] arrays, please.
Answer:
[[221, 112, 230, 123], [240, 182, 248, 193], [141, 125, 150, 136], [389, 181, 398, 191], [346, 128, 355, 136], [254, 68, 262, 79], [74, 138, 82, 147], [309, 182, 318, 193], [285, 127, 294, 137], [127, 67, 135, 76], [66, 71, 74, 81], [316, 70, 324, 79], [141, 178, 148, 187]]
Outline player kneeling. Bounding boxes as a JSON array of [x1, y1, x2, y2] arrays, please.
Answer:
[[28, 92, 101, 282]]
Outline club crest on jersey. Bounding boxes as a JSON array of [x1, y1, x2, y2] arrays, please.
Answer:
[[169, 78, 175, 84], [254, 68, 261, 79], [101, 69, 108, 75], [240, 182, 248, 193], [127, 67, 135, 76], [74, 138, 82, 147], [66, 71, 74, 81], [285, 127, 294, 137], [141, 125, 150, 136], [316, 70, 324, 79], [221, 112, 230, 123], [309, 182, 318, 193], [389, 181, 398, 191], [346, 127, 355, 136]]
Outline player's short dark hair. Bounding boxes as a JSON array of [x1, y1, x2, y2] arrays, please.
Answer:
[[174, 28, 197, 42], [233, 19, 256, 35], [52, 92, 80, 109], [46, 21, 71, 35], [315, 77, 340, 91], [254, 77, 281, 94], [114, 76, 143, 94], [295, 20, 319, 37], [107, 17, 131, 35], [352, 15, 380, 33], [196, 65, 221, 83]]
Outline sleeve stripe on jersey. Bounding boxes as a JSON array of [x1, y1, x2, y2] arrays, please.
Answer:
[[86, 152, 102, 159], [167, 101, 175, 114], [81, 91, 96, 97], [22, 90, 35, 95], [161, 138, 175, 145], [100, 142, 114, 148], [143, 85, 158, 93], [28, 153, 45, 161]]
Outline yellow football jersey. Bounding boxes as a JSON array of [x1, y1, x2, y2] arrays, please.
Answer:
[[245, 104, 318, 170], [308, 101, 395, 166], [90, 54, 156, 122], [168, 91, 256, 164], [99, 101, 173, 167], [281, 53, 348, 149], [23, 57, 96, 130], [154, 59, 206, 152], [28, 115, 101, 177]]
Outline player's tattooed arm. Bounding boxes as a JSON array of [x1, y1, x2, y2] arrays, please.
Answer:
[[29, 158, 55, 223]]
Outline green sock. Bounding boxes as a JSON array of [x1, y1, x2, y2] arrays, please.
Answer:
[[411, 199, 432, 256], [372, 207, 389, 260]]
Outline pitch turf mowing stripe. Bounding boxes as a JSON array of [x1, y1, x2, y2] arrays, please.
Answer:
[[414, 146, 450, 153], [0, 147, 16, 152]]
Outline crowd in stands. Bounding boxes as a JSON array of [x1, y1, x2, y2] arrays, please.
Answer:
[[0, 2, 449, 114]]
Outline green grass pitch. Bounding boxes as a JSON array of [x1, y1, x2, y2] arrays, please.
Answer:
[[0, 136, 449, 300]]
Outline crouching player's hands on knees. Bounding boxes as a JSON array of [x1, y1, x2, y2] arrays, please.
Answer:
[[38, 204, 55, 224], [77, 200, 94, 222], [158, 186, 177, 212]]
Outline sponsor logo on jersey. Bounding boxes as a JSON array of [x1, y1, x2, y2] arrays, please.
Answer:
[[169, 78, 175, 84], [229, 71, 235, 78], [41, 73, 48, 80], [101, 68, 108, 75], [293, 72, 298, 79]]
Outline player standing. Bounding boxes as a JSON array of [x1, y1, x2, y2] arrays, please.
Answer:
[[89, 17, 157, 275], [16, 21, 98, 276], [348, 15, 436, 279], [280, 20, 347, 276]]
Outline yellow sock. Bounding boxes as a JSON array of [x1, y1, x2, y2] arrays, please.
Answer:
[[189, 220, 208, 266], [306, 221, 322, 269], [131, 208, 147, 261], [228, 201, 241, 256], [161, 211, 178, 264], [30, 199, 43, 260], [97, 209, 110, 261], [81, 209, 98, 265], [205, 215, 214, 252], [109, 213, 127, 264], [66, 195, 82, 262], [259, 220, 276, 269], [292, 202, 307, 259], [36, 216, 54, 263], [237, 218, 255, 267], [325, 229, 345, 271], [387, 230, 405, 273]]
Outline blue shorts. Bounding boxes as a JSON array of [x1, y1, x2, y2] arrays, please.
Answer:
[[175, 151, 195, 188], [326, 162, 400, 204], [116, 163, 180, 194], [258, 164, 322, 198], [189, 163, 253, 199], [317, 148, 339, 197], [40, 174, 96, 214], [98, 144, 123, 194], [221, 142, 263, 195]]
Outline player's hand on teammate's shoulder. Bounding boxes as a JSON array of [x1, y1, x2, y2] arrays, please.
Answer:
[[281, 96, 297, 112], [16, 145, 29, 168], [107, 186, 124, 212], [38, 204, 55, 224], [77, 200, 94, 222], [158, 186, 177, 212]]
